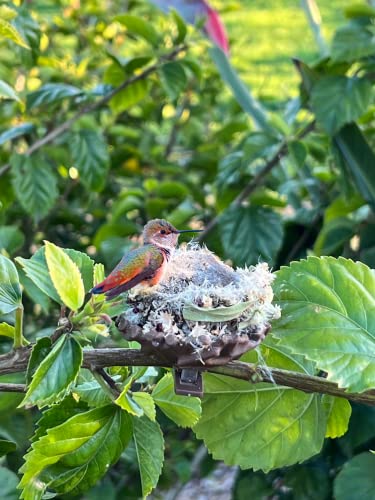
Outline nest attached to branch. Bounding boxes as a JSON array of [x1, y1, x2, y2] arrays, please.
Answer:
[[116, 245, 281, 367]]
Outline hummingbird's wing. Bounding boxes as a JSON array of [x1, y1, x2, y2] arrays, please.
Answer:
[[91, 245, 163, 298]]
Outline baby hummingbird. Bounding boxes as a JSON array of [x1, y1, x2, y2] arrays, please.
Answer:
[[91, 219, 201, 299]]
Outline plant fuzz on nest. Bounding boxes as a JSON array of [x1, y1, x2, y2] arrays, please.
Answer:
[[117, 246, 281, 366]]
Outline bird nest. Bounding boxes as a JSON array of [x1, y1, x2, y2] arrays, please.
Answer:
[[116, 245, 281, 367]]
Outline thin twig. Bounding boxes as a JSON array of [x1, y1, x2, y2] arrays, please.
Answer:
[[0, 44, 187, 177], [0, 383, 26, 392], [0, 346, 374, 405], [197, 120, 316, 242]]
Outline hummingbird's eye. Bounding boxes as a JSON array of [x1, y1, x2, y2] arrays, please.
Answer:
[[160, 229, 166, 235]]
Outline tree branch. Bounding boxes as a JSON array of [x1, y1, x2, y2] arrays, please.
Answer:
[[0, 44, 187, 177], [1, 346, 374, 405], [197, 120, 315, 242]]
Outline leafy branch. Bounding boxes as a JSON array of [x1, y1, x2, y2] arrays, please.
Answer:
[[197, 120, 316, 241], [0, 44, 187, 177], [1, 345, 374, 405]]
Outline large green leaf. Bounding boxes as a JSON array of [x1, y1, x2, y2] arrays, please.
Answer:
[[220, 206, 284, 266], [323, 396, 352, 439], [333, 123, 375, 209], [68, 130, 109, 192], [194, 341, 326, 471], [115, 14, 159, 46], [334, 452, 375, 500], [10, 153, 58, 222], [209, 47, 274, 134], [152, 373, 201, 428], [0, 226, 25, 254], [331, 22, 375, 63], [273, 257, 375, 393], [310, 76, 372, 135], [0, 254, 22, 315], [17, 246, 93, 304], [45, 241, 85, 311], [133, 416, 164, 497], [159, 61, 187, 99], [19, 405, 132, 499], [26, 83, 82, 110], [20, 335, 82, 409], [16, 248, 61, 304]]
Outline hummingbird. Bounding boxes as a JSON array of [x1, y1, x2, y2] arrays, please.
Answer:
[[90, 219, 202, 299]]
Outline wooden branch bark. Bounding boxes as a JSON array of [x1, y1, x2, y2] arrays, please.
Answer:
[[1, 346, 374, 405], [0, 44, 187, 177]]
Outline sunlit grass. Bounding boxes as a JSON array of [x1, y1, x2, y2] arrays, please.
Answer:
[[215, 0, 352, 98]]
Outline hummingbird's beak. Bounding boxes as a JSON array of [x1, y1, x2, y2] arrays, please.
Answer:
[[177, 229, 203, 234]]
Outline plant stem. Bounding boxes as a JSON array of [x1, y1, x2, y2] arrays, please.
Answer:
[[91, 367, 120, 400], [300, 0, 328, 56], [13, 306, 25, 349]]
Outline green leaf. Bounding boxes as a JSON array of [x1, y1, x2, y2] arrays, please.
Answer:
[[172, 9, 187, 44], [152, 373, 201, 428], [115, 14, 159, 46], [10, 153, 58, 222], [115, 379, 143, 417], [332, 23, 375, 63], [20, 335, 82, 409], [0, 322, 15, 339], [313, 217, 356, 256], [19, 405, 132, 498], [110, 78, 148, 114], [0, 18, 29, 48], [32, 395, 88, 443], [132, 392, 156, 421], [333, 123, 375, 209], [74, 378, 112, 408], [0, 439, 16, 457], [194, 340, 326, 471], [68, 130, 109, 192], [26, 337, 52, 385], [0, 123, 34, 146], [323, 396, 352, 439], [209, 47, 274, 134], [0, 466, 19, 500], [159, 61, 187, 99], [334, 452, 375, 500], [45, 241, 85, 311], [26, 83, 81, 110], [284, 465, 330, 500], [310, 76, 372, 135], [16, 248, 61, 304], [133, 416, 164, 497], [0, 254, 22, 315], [183, 301, 253, 322], [0, 226, 25, 254], [220, 206, 284, 266], [64, 249, 94, 293], [0, 80, 21, 102], [273, 256, 375, 393]]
